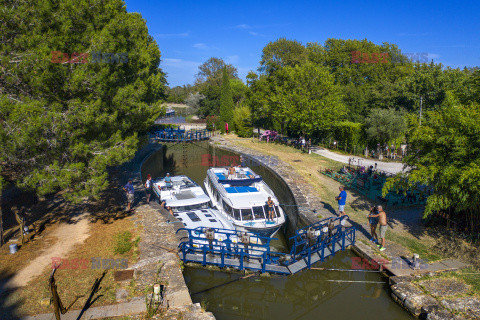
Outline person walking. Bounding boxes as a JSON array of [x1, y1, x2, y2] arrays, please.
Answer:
[[368, 205, 387, 251], [335, 186, 347, 216], [144, 174, 153, 204], [123, 179, 135, 212], [367, 206, 379, 244]]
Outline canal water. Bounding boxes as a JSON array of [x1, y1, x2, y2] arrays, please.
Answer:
[[141, 141, 414, 320]]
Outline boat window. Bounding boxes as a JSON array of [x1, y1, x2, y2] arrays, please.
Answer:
[[186, 212, 201, 222], [233, 209, 241, 220], [252, 206, 265, 220], [273, 205, 280, 218], [241, 208, 253, 221], [223, 201, 233, 216]]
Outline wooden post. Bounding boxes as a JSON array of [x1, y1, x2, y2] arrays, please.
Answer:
[[50, 267, 67, 320]]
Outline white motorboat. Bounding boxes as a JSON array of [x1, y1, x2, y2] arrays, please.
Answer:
[[204, 166, 286, 238], [152, 174, 235, 233]]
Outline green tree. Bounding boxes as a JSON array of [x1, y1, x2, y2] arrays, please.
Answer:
[[259, 38, 307, 75], [195, 57, 238, 117], [219, 67, 234, 129], [365, 108, 407, 148], [269, 62, 345, 136], [383, 101, 480, 231], [233, 105, 253, 137], [0, 0, 166, 202]]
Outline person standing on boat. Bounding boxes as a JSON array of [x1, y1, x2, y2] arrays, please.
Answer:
[[144, 174, 152, 204], [164, 173, 172, 188], [228, 164, 236, 180], [123, 179, 135, 212], [335, 186, 347, 216], [266, 197, 275, 221]]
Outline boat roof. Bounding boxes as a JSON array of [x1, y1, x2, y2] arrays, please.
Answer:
[[154, 175, 210, 206], [173, 208, 234, 230], [208, 167, 279, 208]]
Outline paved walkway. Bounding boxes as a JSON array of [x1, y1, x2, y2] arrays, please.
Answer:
[[313, 147, 407, 175]]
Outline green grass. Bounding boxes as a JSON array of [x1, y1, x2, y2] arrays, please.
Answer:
[[388, 232, 443, 262], [454, 268, 480, 293], [113, 231, 133, 254], [415, 267, 480, 296]]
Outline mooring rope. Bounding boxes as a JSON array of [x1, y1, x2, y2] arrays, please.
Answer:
[[191, 273, 259, 296], [324, 279, 385, 284], [310, 267, 383, 273]]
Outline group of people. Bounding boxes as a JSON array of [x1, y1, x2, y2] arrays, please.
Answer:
[[336, 185, 388, 251]]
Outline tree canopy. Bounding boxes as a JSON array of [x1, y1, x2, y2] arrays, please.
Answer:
[[0, 0, 167, 201]]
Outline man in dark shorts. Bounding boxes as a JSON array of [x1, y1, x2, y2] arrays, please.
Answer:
[[367, 206, 379, 244], [266, 197, 275, 222], [144, 174, 153, 203]]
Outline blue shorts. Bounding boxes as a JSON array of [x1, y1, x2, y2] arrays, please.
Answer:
[[369, 217, 379, 225]]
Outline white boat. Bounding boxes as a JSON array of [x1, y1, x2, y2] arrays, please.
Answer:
[[152, 175, 235, 233], [204, 166, 286, 238]]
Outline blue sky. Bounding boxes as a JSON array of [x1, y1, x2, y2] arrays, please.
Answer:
[[125, 0, 480, 87]]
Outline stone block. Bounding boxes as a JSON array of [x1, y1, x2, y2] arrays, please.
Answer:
[[391, 282, 423, 302], [441, 296, 480, 315], [404, 294, 438, 316]]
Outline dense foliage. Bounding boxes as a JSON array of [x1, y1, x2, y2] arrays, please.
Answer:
[[0, 0, 167, 201]]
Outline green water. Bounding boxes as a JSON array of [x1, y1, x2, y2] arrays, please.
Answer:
[[142, 142, 414, 320]]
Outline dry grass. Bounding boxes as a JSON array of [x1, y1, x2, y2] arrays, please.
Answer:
[[1, 216, 141, 316]]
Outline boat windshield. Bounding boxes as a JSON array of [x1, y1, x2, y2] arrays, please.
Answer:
[[240, 208, 253, 221], [252, 206, 265, 220], [171, 202, 209, 213]]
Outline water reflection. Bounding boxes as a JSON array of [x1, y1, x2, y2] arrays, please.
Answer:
[[185, 251, 412, 320]]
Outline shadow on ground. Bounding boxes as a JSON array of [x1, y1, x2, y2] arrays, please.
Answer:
[[0, 270, 23, 320]]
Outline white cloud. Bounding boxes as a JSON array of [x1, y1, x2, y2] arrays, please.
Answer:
[[155, 32, 189, 38], [235, 24, 251, 29], [193, 43, 208, 50]]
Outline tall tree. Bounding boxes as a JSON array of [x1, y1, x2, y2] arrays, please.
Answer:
[[365, 108, 407, 148], [384, 100, 480, 231], [219, 67, 234, 128], [195, 57, 238, 117], [0, 0, 167, 201], [195, 57, 238, 87], [259, 38, 307, 75], [269, 62, 345, 136]]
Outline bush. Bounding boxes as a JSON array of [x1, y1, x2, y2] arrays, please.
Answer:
[[113, 231, 133, 254], [233, 105, 253, 137]]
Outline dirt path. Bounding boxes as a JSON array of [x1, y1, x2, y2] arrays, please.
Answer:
[[6, 214, 90, 288]]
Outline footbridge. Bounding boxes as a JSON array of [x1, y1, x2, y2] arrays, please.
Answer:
[[177, 216, 356, 275]]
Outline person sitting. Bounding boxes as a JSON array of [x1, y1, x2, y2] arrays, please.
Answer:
[[227, 165, 236, 180], [367, 165, 374, 176], [164, 173, 172, 188]]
